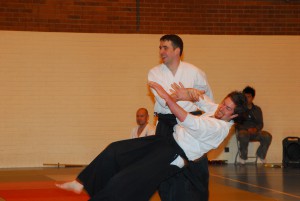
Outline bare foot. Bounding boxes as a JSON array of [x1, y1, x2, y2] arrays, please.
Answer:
[[55, 180, 83, 194]]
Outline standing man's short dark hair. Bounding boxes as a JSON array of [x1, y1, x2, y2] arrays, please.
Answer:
[[160, 34, 184, 56]]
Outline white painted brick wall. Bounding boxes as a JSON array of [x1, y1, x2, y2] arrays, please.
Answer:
[[0, 31, 299, 167]]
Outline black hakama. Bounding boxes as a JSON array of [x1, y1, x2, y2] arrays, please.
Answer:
[[77, 135, 186, 201]]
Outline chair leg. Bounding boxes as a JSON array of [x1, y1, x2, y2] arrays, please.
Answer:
[[234, 150, 240, 165]]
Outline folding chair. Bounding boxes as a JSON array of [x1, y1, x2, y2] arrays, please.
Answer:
[[234, 129, 258, 165]]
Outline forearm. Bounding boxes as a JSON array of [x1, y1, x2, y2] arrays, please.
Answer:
[[254, 108, 264, 130], [194, 95, 217, 113], [164, 95, 188, 122], [149, 81, 188, 122], [152, 88, 177, 108], [170, 83, 204, 102], [255, 118, 264, 130]]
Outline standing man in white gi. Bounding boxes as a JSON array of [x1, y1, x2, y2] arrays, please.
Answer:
[[148, 34, 213, 201]]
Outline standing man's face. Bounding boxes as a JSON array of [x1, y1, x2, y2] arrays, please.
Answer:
[[159, 40, 180, 66]]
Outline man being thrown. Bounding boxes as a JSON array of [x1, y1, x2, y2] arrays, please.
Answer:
[[56, 82, 247, 201]]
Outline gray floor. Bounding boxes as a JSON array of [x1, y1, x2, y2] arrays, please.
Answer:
[[209, 163, 300, 201]]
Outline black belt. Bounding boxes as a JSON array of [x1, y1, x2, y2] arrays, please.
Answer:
[[155, 110, 202, 117], [183, 154, 207, 166]]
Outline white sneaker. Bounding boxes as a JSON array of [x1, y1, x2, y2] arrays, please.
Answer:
[[238, 156, 246, 165], [55, 180, 83, 194], [258, 157, 267, 164]]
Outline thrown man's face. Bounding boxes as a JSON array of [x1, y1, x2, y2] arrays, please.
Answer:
[[214, 97, 236, 121]]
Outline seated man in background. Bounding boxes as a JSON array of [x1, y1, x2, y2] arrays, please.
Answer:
[[131, 108, 156, 138], [236, 86, 272, 164]]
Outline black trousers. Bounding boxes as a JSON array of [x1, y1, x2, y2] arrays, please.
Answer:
[[156, 112, 209, 201], [77, 135, 186, 201]]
